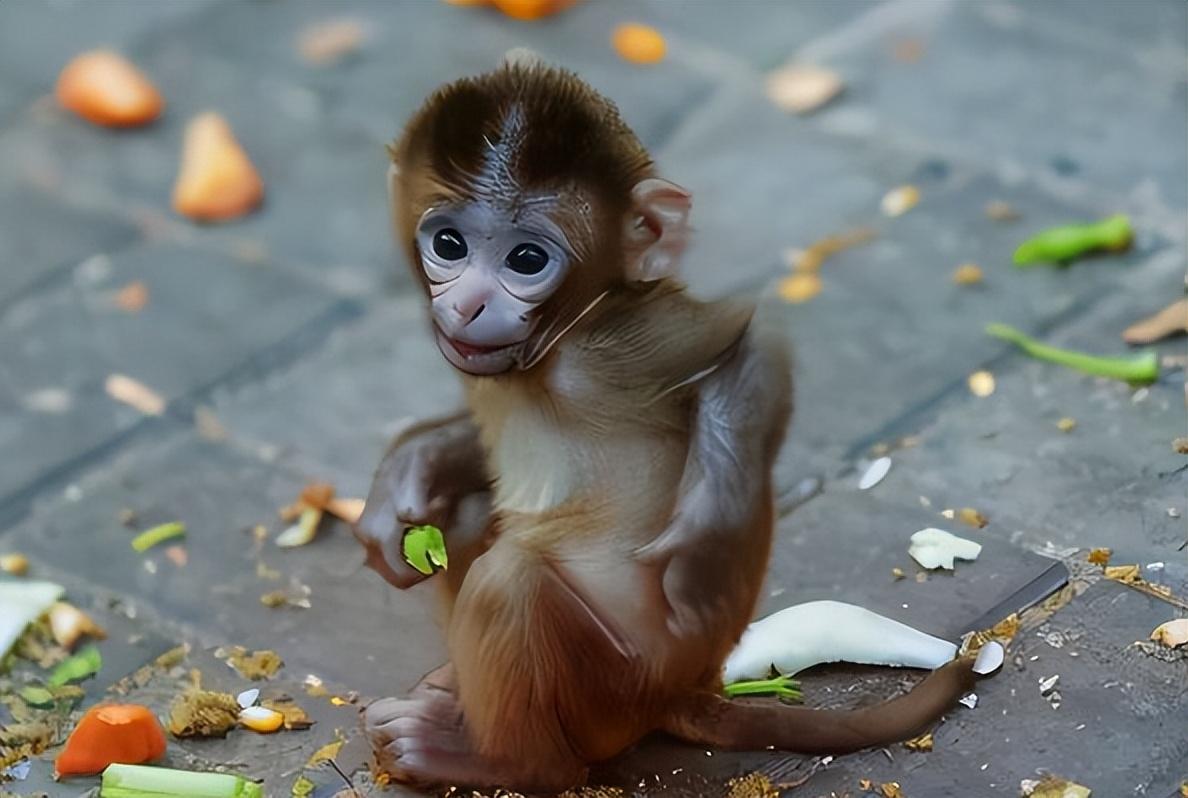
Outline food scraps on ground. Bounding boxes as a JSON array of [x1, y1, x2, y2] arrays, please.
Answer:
[[1121, 298, 1188, 344], [972, 640, 1004, 675], [482, 0, 576, 20], [986, 323, 1159, 385], [261, 696, 314, 730], [48, 645, 103, 686], [961, 613, 1020, 657], [611, 23, 666, 64], [880, 185, 920, 217], [957, 507, 988, 528], [1087, 547, 1111, 566], [765, 63, 844, 114], [1013, 214, 1131, 265], [297, 18, 365, 65], [1105, 564, 1188, 610], [223, 647, 284, 680], [275, 483, 365, 546], [967, 370, 996, 397], [113, 281, 150, 313], [48, 601, 107, 649], [858, 456, 892, 490], [1056, 416, 1077, 432], [1176, 437, 1188, 455], [168, 690, 240, 738], [1149, 618, 1188, 648], [55, 704, 166, 778], [56, 50, 163, 127], [172, 112, 264, 222], [239, 705, 285, 733], [1019, 776, 1091, 797], [0, 552, 29, 575], [776, 272, 821, 304], [276, 507, 323, 548], [903, 731, 933, 752], [985, 200, 1020, 221], [105, 374, 166, 416], [909, 528, 982, 570], [100, 763, 263, 798], [952, 263, 984, 285], [130, 521, 186, 553], [236, 688, 260, 709], [723, 600, 958, 682], [722, 674, 801, 701], [402, 524, 449, 575], [784, 227, 876, 274]]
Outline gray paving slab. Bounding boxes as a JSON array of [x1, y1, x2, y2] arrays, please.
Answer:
[[803, 0, 1188, 209], [0, 0, 220, 89], [872, 254, 1187, 555], [0, 240, 348, 507], [3, 431, 446, 701], [210, 295, 460, 499], [0, 188, 140, 304]]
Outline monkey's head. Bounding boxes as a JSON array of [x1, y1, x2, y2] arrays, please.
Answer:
[[389, 61, 691, 376]]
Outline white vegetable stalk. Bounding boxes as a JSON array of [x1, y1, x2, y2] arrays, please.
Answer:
[[0, 580, 65, 657], [723, 600, 958, 683]]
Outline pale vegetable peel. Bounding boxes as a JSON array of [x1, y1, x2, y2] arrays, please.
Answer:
[[100, 763, 263, 798], [986, 323, 1158, 385], [0, 579, 64, 657], [909, 527, 983, 570], [723, 600, 958, 683]]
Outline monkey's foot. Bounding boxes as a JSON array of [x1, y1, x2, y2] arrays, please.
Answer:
[[363, 690, 585, 791]]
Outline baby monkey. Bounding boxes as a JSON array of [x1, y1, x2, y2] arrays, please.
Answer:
[[356, 61, 984, 791]]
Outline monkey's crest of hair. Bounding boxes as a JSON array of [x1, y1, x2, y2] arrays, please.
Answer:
[[393, 62, 654, 216]]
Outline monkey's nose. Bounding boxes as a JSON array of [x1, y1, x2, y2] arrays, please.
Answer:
[[467, 304, 486, 325]]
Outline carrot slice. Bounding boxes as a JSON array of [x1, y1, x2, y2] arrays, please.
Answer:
[[492, 0, 576, 19], [56, 50, 163, 128], [172, 112, 264, 222], [55, 703, 167, 778], [612, 23, 666, 64]]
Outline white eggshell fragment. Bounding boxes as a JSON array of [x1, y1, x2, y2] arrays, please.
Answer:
[[858, 457, 892, 490], [973, 640, 1005, 675], [723, 600, 958, 683], [236, 688, 260, 709], [908, 527, 983, 570]]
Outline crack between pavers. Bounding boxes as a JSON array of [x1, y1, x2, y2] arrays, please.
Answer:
[[0, 296, 365, 533]]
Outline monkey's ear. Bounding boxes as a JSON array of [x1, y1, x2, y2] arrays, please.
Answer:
[[625, 178, 692, 283]]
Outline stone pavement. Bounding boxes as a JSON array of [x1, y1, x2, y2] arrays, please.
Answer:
[[0, 1, 1185, 796]]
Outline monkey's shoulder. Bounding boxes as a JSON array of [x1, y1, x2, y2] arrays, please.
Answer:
[[569, 282, 755, 398]]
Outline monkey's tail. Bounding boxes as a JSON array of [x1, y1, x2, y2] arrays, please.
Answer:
[[661, 656, 978, 755]]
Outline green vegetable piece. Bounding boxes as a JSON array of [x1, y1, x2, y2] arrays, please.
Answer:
[[723, 675, 802, 702], [986, 323, 1159, 385], [101, 763, 263, 798], [18, 685, 54, 707], [402, 524, 448, 575], [1013, 214, 1132, 266], [130, 522, 186, 553], [48, 644, 102, 686]]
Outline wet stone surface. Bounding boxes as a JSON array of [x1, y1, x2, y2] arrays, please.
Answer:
[[0, 1, 1184, 796]]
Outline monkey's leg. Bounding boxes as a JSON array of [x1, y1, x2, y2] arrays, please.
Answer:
[[662, 656, 980, 755], [363, 667, 587, 792]]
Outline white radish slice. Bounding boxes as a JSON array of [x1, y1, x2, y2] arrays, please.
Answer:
[[908, 527, 982, 570], [858, 457, 892, 490], [973, 640, 1004, 675], [0, 580, 64, 658], [723, 600, 958, 683]]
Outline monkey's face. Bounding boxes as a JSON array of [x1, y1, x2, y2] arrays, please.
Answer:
[[415, 200, 572, 375]]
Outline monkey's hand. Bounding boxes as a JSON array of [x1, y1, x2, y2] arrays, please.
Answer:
[[636, 480, 753, 638], [355, 415, 489, 590]]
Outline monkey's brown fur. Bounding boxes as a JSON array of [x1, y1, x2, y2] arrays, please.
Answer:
[[360, 62, 979, 792]]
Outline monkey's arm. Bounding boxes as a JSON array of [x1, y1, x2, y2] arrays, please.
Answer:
[[637, 321, 792, 636], [355, 411, 491, 589]]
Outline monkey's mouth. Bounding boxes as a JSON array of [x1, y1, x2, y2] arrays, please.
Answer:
[[444, 336, 516, 359]]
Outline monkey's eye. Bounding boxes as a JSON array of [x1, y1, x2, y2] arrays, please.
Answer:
[[505, 243, 549, 275], [432, 228, 468, 260]]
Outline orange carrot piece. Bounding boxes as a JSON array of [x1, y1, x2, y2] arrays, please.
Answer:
[[492, 0, 576, 19], [55, 704, 167, 778], [172, 112, 264, 222], [56, 50, 163, 128]]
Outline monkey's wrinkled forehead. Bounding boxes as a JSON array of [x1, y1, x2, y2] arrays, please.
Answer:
[[398, 64, 653, 218]]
